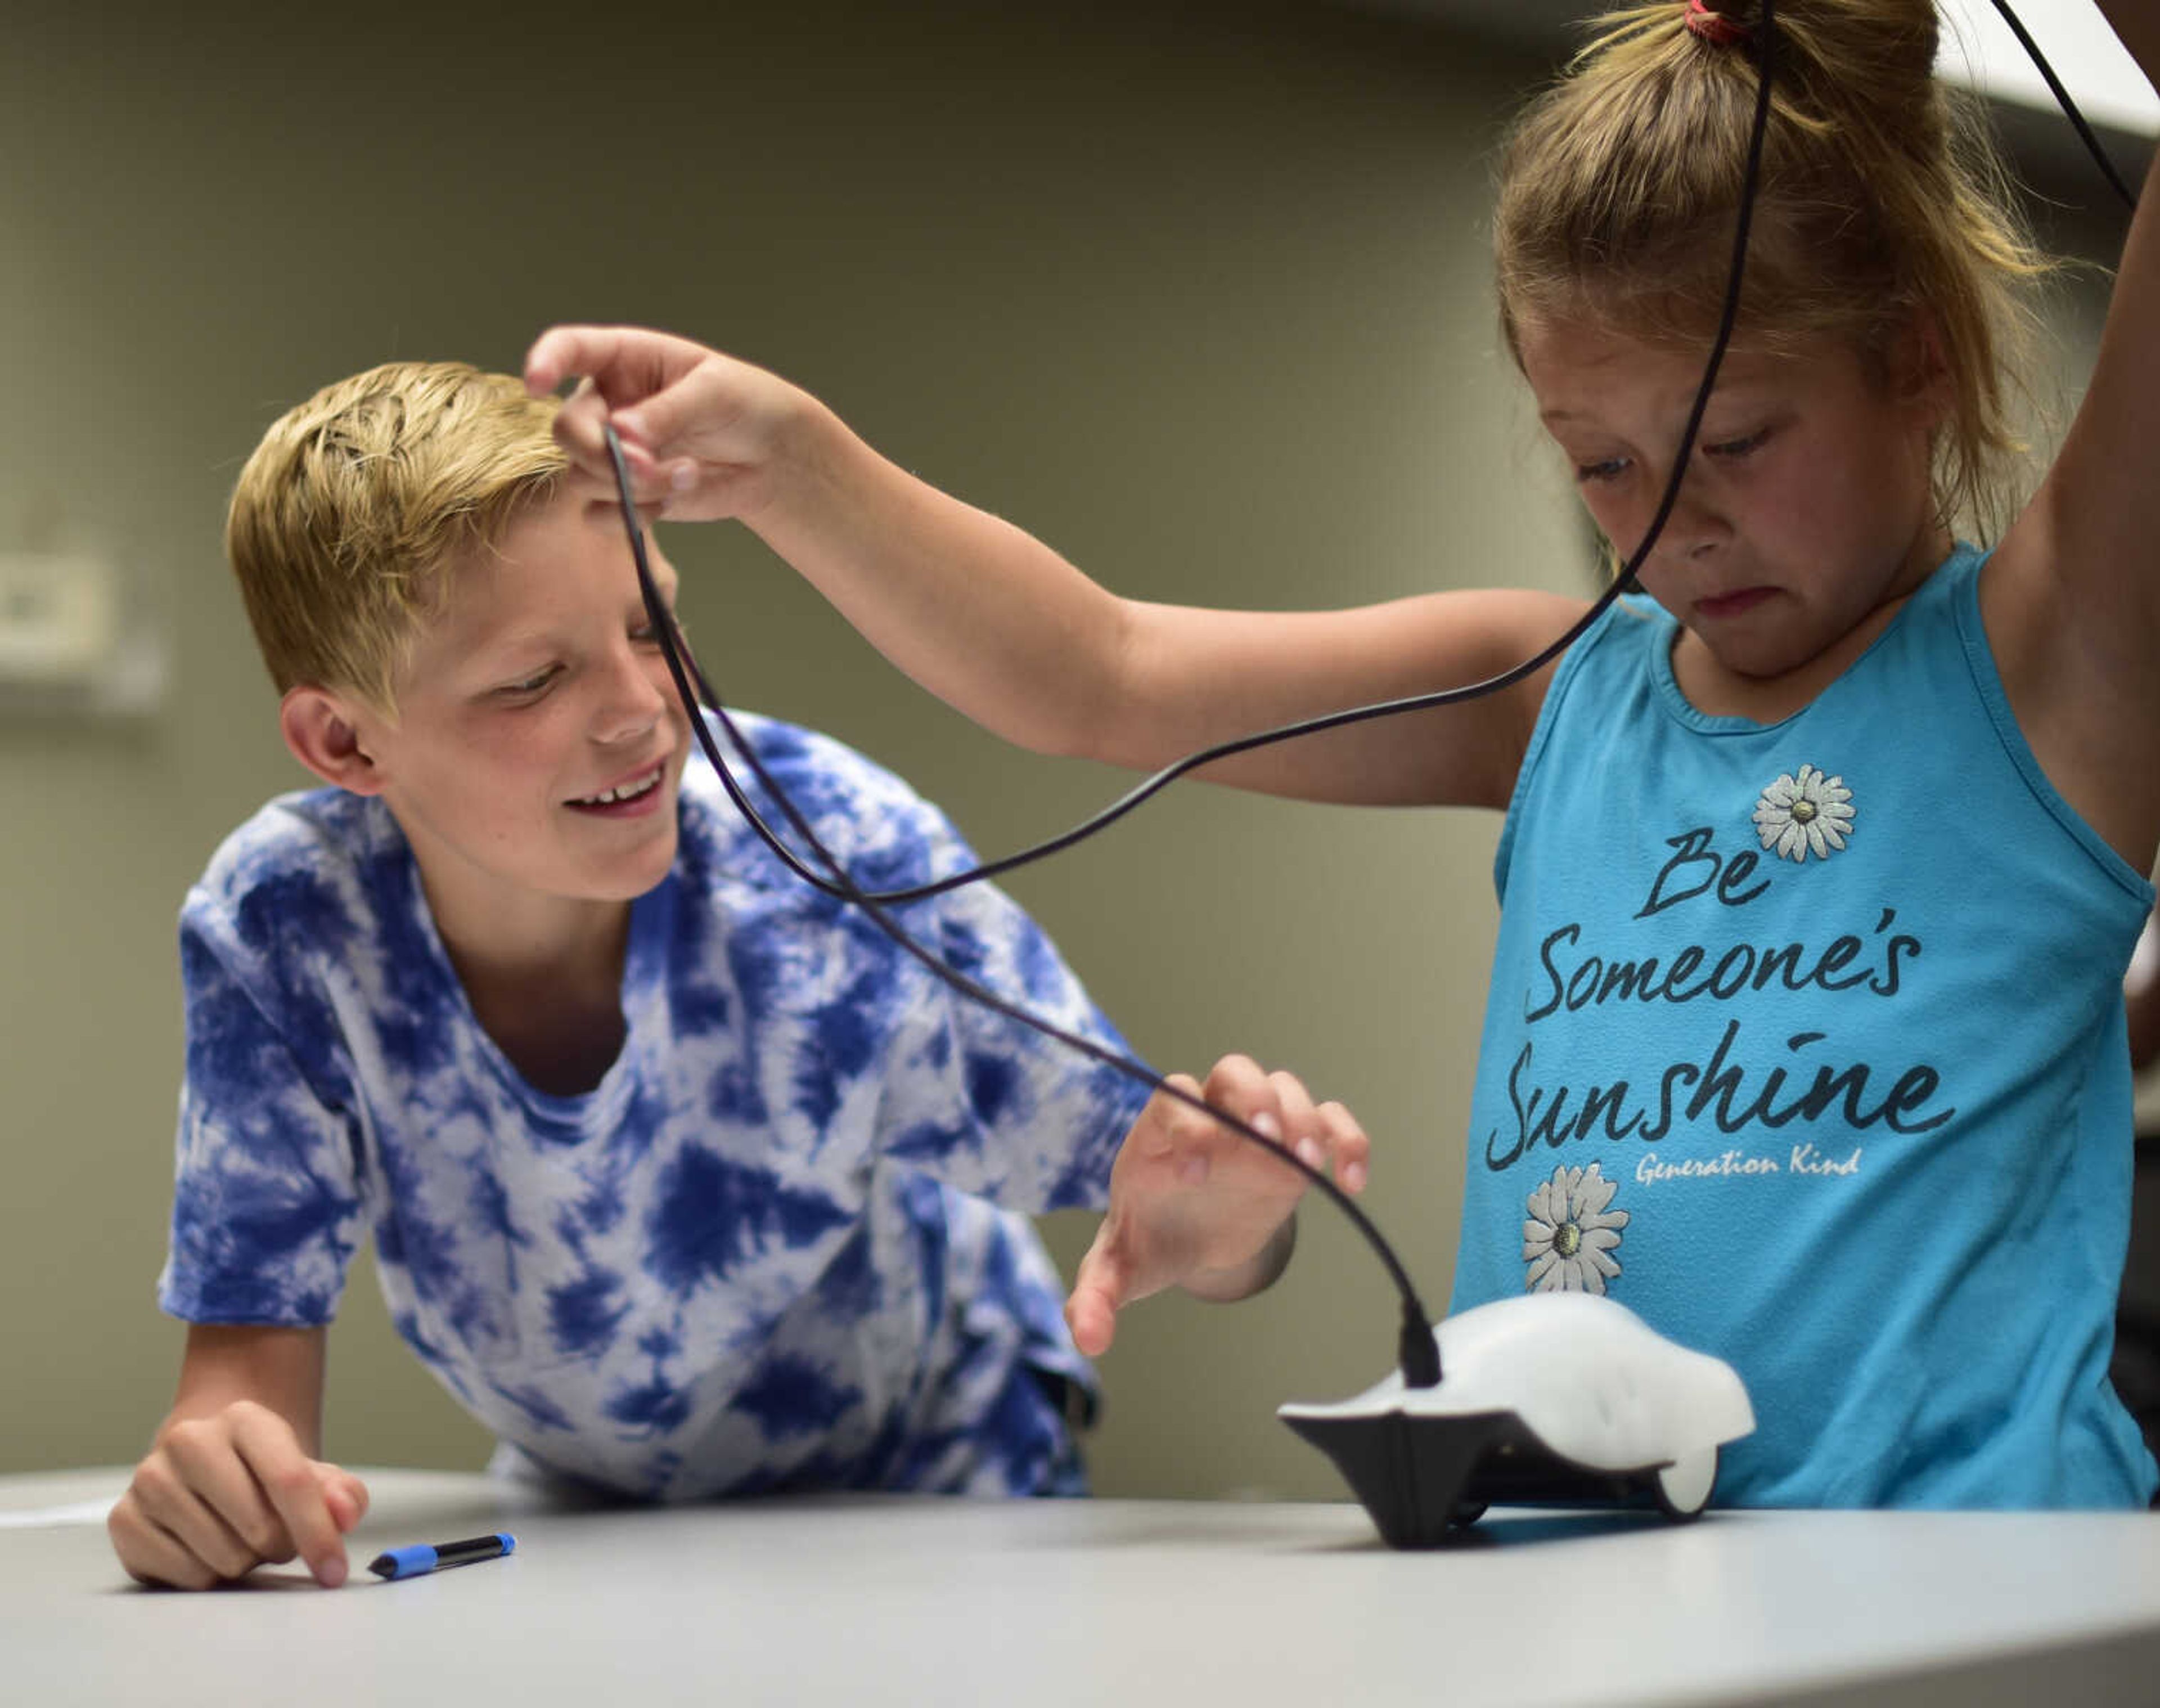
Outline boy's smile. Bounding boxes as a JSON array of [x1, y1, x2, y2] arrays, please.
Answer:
[[567, 758, 669, 815]]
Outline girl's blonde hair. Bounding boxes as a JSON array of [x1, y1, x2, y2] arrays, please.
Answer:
[[227, 362, 567, 717], [1494, 0, 2055, 538]]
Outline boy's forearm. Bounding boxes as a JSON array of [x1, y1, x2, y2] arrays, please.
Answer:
[[744, 398, 1135, 763], [164, 1323, 329, 1457]]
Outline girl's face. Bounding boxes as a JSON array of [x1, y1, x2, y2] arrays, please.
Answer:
[[1519, 317, 1947, 683]]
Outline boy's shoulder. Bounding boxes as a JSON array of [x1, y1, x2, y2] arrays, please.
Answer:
[[683, 710, 978, 895], [186, 786, 400, 959]]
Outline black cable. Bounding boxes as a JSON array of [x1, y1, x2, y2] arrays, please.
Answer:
[[621, 0, 2153, 1386], [1987, 0, 2141, 212], [612, 0, 2156, 1387], [681, 584, 1640, 907], [692, 0, 2134, 914], [608, 424, 1449, 1382], [655, 0, 1783, 912], [602, 0, 1778, 1389], [622, 0, 2132, 1397], [600, 0, 1796, 1390]]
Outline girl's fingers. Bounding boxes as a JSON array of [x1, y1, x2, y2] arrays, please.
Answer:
[[521, 326, 591, 397], [555, 385, 674, 505], [524, 325, 699, 405], [550, 376, 608, 456]]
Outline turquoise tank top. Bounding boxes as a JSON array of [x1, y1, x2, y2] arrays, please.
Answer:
[[1451, 545, 2158, 1507]]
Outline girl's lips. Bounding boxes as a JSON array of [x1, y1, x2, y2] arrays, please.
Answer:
[[1695, 586, 1776, 621]]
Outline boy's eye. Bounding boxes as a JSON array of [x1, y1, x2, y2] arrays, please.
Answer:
[[1574, 456, 1629, 484], [497, 666, 560, 697]]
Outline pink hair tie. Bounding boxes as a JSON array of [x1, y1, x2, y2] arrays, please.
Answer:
[[1684, 0, 1750, 46]]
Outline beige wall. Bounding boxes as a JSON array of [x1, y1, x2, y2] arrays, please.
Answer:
[[0, 0, 2125, 1499]]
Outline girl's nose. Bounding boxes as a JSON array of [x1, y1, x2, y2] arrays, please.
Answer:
[[1663, 479, 1730, 560]]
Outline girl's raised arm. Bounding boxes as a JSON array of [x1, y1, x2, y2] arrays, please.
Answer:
[[1987, 6, 2160, 870], [528, 323, 1583, 812]]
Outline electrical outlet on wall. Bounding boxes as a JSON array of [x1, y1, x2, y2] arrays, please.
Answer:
[[0, 552, 120, 685]]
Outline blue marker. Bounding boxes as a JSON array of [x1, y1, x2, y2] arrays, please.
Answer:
[[367, 1532, 516, 1581]]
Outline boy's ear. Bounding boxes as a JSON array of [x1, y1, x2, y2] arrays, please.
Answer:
[[280, 685, 387, 794]]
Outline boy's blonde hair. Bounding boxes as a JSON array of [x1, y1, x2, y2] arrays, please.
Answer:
[[1495, 0, 2055, 540], [227, 361, 567, 716]]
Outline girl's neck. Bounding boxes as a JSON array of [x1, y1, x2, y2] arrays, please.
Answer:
[[1671, 524, 1951, 724]]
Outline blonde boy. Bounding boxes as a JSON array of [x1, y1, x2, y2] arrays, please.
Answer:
[[109, 362, 1365, 1588]]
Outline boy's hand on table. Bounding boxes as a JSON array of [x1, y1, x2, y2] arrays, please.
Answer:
[[108, 1401, 369, 1590], [1065, 1054, 1369, 1357], [524, 323, 804, 524]]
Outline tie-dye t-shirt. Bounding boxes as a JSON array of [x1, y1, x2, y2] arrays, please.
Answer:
[[158, 712, 1150, 1500]]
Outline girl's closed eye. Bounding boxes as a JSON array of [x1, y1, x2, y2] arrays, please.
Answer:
[[1704, 425, 1772, 460]]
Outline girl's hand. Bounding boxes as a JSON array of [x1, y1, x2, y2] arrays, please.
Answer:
[[107, 1400, 369, 1589], [524, 324, 810, 524], [1064, 1054, 1369, 1357]]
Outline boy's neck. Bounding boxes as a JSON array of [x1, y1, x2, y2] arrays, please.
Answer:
[[421, 871, 637, 1097]]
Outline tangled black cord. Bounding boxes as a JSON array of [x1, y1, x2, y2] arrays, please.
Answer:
[[1986, 0, 2141, 212], [602, 0, 2136, 1385]]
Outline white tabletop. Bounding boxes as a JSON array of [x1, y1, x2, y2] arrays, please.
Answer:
[[7, 1468, 2160, 1706]]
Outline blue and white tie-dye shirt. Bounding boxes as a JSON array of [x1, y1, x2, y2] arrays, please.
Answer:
[[159, 712, 1150, 1500]]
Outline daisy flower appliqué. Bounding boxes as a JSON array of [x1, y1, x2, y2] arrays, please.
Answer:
[[1752, 763, 1855, 862], [1523, 1162, 1628, 1295]]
